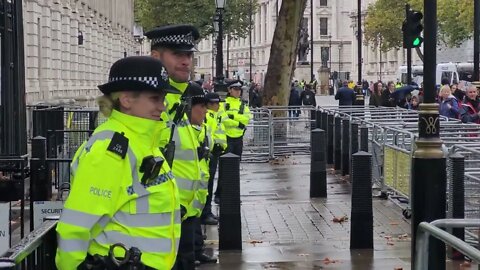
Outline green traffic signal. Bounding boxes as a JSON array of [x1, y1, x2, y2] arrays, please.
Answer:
[[413, 37, 421, 46]]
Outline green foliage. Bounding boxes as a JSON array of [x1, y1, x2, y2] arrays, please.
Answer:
[[134, 0, 259, 40], [364, 0, 474, 52]]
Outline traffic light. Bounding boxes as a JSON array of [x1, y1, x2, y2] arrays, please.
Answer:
[[402, 9, 423, 48]]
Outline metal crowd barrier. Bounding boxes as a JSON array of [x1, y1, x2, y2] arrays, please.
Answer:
[[415, 219, 480, 270], [0, 219, 58, 269], [319, 105, 480, 220]]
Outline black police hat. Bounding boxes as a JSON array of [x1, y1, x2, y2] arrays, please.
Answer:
[[145, 24, 200, 52], [186, 82, 208, 106], [98, 56, 181, 95], [205, 92, 221, 103], [226, 80, 243, 89]]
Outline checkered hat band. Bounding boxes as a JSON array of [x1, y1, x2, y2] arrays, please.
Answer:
[[152, 34, 195, 46], [109, 76, 159, 88]]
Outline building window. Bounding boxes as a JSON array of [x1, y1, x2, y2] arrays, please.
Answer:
[[320, 0, 327, 6], [319, 18, 328, 36]]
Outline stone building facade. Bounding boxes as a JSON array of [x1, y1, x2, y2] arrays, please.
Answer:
[[194, 0, 355, 85], [23, 0, 138, 106]]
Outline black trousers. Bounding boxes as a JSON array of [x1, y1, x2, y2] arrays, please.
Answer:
[[194, 217, 204, 256], [202, 155, 218, 217], [173, 217, 196, 270], [226, 136, 243, 157], [215, 136, 243, 198]]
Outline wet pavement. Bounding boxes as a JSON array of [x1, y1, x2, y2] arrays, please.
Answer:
[[199, 153, 477, 269], [200, 155, 415, 269]]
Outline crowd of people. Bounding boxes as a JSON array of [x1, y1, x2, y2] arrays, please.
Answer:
[[360, 80, 480, 124]]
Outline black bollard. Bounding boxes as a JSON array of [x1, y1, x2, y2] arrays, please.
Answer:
[[341, 118, 350, 176], [449, 153, 465, 259], [350, 122, 359, 175], [334, 116, 342, 171], [360, 125, 369, 152], [315, 110, 322, 129], [321, 112, 328, 133], [350, 151, 373, 249], [310, 129, 327, 198], [219, 153, 242, 250], [327, 114, 334, 165], [30, 136, 50, 232]]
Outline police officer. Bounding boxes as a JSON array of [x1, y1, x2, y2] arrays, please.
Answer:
[[145, 25, 214, 269], [201, 92, 226, 225], [214, 80, 252, 204], [222, 80, 252, 157], [55, 56, 181, 270]]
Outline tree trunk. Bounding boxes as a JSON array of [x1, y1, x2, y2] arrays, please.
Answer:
[[262, 0, 307, 154], [263, 0, 307, 106]]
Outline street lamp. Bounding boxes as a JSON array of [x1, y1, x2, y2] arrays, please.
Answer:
[[214, 0, 226, 89]]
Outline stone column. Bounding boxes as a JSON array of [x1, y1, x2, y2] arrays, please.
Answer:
[[40, 0, 54, 102], [77, 3, 86, 92], [70, 2, 80, 98], [24, 0, 41, 103], [60, 2, 72, 96], [85, 10, 93, 96], [50, 2, 61, 98], [91, 12, 100, 88]]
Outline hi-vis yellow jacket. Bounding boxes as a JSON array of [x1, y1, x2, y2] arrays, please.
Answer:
[[205, 109, 227, 151], [158, 80, 204, 218], [56, 110, 181, 270], [222, 96, 252, 138]]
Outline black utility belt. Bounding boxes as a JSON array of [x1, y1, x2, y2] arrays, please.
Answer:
[[80, 254, 156, 270], [227, 136, 243, 141]]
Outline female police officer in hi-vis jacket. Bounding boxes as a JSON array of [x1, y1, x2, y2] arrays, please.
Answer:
[[55, 56, 182, 270]]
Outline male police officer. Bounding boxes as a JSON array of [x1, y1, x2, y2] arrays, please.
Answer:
[[145, 24, 214, 270]]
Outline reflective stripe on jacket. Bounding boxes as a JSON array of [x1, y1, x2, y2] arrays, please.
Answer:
[[56, 110, 181, 270]]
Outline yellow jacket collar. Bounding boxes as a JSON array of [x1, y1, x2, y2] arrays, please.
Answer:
[[226, 96, 240, 102], [169, 79, 188, 94], [110, 110, 162, 140]]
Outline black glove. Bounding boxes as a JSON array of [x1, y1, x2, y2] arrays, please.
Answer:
[[212, 143, 224, 156], [238, 123, 246, 129], [180, 205, 187, 218], [228, 114, 234, 120]]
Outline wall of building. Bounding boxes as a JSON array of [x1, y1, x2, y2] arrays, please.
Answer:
[[23, 0, 137, 106]]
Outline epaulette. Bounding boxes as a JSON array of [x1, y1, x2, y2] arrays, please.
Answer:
[[107, 132, 129, 159]]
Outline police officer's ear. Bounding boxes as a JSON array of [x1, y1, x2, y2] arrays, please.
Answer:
[[118, 91, 137, 111], [151, 49, 161, 60]]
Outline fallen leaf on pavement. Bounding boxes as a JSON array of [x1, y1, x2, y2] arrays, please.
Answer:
[[249, 240, 263, 244], [332, 215, 348, 223], [387, 241, 395, 246], [297, 253, 309, 257], [389, 222, 399, 226], [322, 257, 338, 264], [398, 234, 409, 239], [394, 267, 403, 270]]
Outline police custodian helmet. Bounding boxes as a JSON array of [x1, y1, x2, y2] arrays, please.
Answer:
[[145, 24, 200, 52], [98, 56, 181, 95]]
